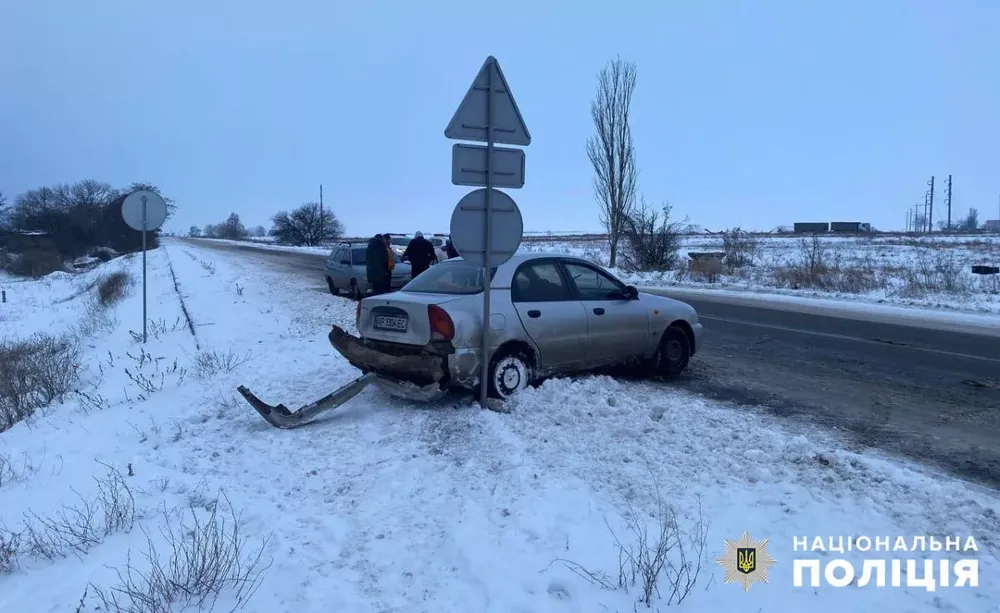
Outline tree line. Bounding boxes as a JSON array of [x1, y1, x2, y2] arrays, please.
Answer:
[[192, 202, 345, 247], [0, 180, 174, 276]]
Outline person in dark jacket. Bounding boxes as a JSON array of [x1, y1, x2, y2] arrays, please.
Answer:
[[365, 234, 390, 295], [402, 231, 437, 277], [444, 238, 459, 259]]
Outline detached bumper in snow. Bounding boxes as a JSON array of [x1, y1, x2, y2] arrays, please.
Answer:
[[327, 325, 452, 401]]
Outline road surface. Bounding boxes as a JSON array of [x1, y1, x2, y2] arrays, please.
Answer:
[[182, 239, 1000, 487]]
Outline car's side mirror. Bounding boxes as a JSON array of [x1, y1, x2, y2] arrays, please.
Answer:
[[624, 285, 639, 300]]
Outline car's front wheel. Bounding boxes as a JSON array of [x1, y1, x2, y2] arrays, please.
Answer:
[[488, 349, 531, 400], [653, 325, 691, 378]]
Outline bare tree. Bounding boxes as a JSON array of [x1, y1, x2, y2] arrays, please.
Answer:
[[253, 225, 267, 238], [188, 226, 202, 238], [0, 191, 8, 229], [217, 213, 247, 240], [70, 180, 115, 207], [587, 57, 639, 268], [962, 208, 980, 231], [269, 202, 344, 246]]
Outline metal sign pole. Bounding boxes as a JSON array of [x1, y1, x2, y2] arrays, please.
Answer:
[[141, 195, 148, 344], [479, 63, 495, 407]]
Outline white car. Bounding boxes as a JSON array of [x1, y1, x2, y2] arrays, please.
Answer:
[[390, 234, 448, 264]]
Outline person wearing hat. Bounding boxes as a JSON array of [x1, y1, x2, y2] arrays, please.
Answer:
[[402, 231, 437, 278]]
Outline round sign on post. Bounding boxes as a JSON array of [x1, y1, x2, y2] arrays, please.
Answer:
[[121, 190, 168, 232], [120, 189, 168, 344], [449, 188, 524, 269]]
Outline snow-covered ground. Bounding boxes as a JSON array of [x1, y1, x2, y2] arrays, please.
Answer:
[[198, 233, 1000, 315], [521, 233, 1000, 315], [2, 239, 998, 612]]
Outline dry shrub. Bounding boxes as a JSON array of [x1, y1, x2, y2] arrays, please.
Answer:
[[771, 236, 884, 294], [91, 493, 271, 613], [97, 271, 135, 307], [620, 200, 682, 272], [0, 333, 81, 431], [2, 463, 135, 572], [552, 488, 709, 608], [897, 251, 970, 297], [720, 228, 759, 270], [193, 348, 251, 379]]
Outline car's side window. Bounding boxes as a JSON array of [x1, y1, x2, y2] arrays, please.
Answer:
[[512, 261, 571, 303], [331, 248, 344, 264], [562, 262, 625, 300]]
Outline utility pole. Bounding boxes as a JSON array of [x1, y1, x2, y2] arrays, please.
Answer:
[[906, 208, 912, 232], [945, 174, 952, 231], [925, 176, 935, 232], [319, 184, 324, 239], [912, 204, 923, 233]]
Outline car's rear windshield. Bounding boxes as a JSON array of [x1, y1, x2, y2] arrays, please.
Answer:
[[402, 260, 494, 295]]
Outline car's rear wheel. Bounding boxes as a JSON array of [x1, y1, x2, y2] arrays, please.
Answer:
[[326, 276, 338, 295], [654, 326, 691, 378], [488, 349, 531, 400]]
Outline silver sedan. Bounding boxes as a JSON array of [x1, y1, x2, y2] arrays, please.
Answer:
[[328, 252, 704, 401]]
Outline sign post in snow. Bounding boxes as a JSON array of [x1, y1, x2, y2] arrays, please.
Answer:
[[445, 56, 531, 407], [121, 190, 168, 343]]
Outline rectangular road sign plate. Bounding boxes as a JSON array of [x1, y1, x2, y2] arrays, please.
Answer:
[[451, 144, 525, 189], [445, 56, 531, 146]]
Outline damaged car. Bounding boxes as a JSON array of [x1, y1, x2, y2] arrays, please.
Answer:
[[328, 252, 704, 402]]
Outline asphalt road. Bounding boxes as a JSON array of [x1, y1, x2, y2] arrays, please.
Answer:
[[182, 239, 1000, 488]]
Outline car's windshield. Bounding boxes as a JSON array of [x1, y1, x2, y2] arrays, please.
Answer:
[[402, 261, 494, 294], [391, 237, 409, 247]]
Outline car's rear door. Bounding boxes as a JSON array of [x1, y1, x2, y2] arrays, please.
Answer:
[[510, 259, 589, 370], [561, 260, 652, 363]]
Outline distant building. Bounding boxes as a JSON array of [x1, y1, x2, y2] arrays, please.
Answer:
[[830, 221, 872, 233], [985, 220, 1000, 231], [793, 222, 830, 233]]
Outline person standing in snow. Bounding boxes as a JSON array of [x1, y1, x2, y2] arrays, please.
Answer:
[[366, 234, 390, 295], [402, 231, 437, 278], [444, 238, 459, 259], [382, 233, 396, 279]]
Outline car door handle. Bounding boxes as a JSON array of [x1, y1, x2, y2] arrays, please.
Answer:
[[593, 308, 605, 315], [527, 310, 541, 318]]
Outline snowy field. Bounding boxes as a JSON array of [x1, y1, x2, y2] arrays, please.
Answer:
[[201, 233, 1000, 315], [0, 239, 998, 612]]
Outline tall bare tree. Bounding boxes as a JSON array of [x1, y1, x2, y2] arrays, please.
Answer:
[[587, 57, 639, 268]]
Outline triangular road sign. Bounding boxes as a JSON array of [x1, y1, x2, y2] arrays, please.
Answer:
[[445, 56, 531, 146]]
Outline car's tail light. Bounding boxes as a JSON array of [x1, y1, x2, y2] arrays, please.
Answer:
[[355, 300, 363, 329], [428, 305, 455, 341]]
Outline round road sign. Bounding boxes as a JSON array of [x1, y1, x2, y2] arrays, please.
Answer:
[[449, 188, 524, 268], [121, 190, 168, 232]]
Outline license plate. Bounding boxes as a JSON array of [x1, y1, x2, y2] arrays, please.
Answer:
[[373, 315, 408, 332]]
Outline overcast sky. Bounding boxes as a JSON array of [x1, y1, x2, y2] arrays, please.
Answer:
[[2, 0, 998, 236]]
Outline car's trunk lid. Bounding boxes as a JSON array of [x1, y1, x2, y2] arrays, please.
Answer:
[[359, 292, 465, 346]]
